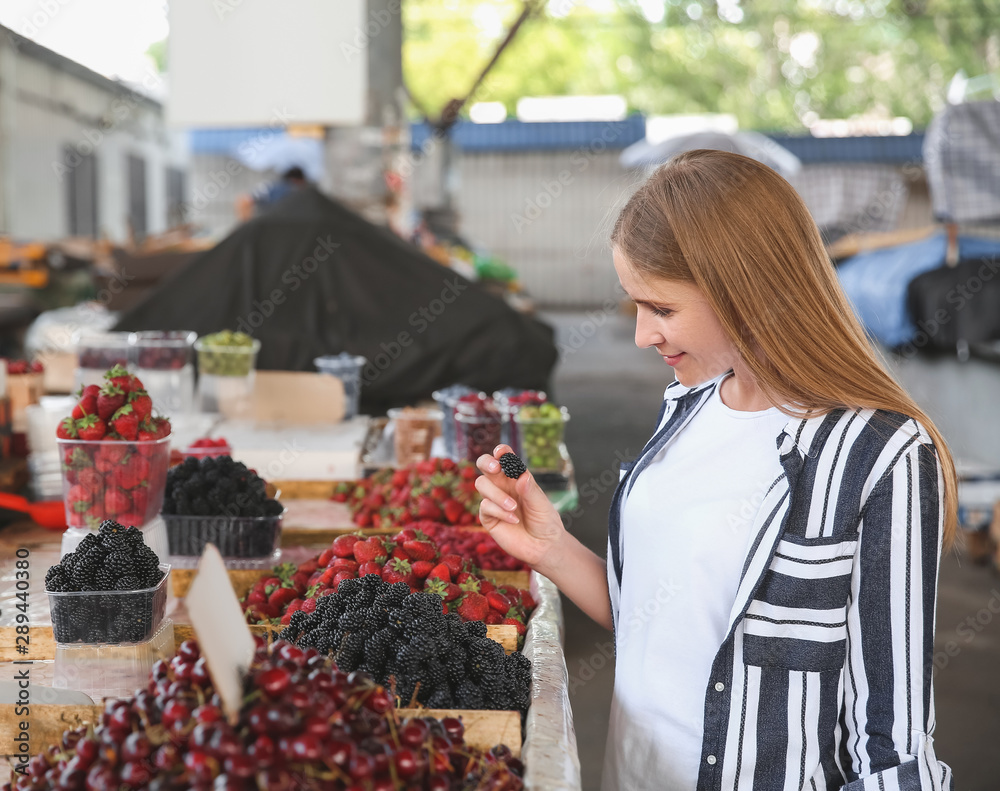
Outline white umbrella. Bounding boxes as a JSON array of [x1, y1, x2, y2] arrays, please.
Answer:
[[619, 130, 802, 177]]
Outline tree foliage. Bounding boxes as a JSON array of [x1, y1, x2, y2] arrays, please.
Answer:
[[403, 0, 1000, 130]]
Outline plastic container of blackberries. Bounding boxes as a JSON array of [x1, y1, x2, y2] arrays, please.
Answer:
[[133, 330, 197, 414], [46, 564, 171, 645], [163, 509, 285, 568]]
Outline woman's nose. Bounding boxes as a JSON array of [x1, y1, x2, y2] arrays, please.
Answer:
[[634, 309, 664, 349]]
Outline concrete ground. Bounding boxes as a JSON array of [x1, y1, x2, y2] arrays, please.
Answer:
[[540, 309, 1000, 791]]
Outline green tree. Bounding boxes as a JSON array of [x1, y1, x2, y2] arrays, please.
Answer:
[[403, 0, 1000, 130]]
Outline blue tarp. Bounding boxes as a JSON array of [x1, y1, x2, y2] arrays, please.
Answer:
[[837, 233, 1000, 347]]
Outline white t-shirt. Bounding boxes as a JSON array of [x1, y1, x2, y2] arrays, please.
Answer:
[[603, 378, 789, 791]]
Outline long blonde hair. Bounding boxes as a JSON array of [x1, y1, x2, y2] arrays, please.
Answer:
[[611, 149, 957, 547]]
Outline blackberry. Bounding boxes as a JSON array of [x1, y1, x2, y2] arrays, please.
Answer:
[[498, 452, 527, 479], [104, 550, 132, 578], [45, 566, 71, 592]]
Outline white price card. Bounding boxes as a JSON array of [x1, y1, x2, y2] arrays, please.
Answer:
[[186, 545, 256, 723]]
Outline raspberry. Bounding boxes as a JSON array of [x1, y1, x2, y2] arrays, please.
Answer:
[[498, 452, 527, 479]]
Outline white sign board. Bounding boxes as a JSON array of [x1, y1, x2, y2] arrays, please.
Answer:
[[168, 0, 367, 127]]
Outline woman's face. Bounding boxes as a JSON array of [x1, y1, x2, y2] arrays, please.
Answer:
[[613, 248, 739, 387]]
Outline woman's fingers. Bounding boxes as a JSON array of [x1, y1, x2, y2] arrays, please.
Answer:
[[474, 475, 518, 511], [476, 453, 501, 475], [480, 498, 520, 525]]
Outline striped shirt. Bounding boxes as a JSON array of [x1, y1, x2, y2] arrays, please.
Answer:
[[606, 373, 953, 791]]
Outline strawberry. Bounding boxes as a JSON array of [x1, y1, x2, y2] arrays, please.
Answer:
[[353, 537, 388, 564], [105, 364, 133, 393], [390, 545, 411, 561], [427, 563, 452, 583], [137, 427, 158, 444], [318, 548, 335, 567], [415, 495, 442, 521], [78, 468, 102, 494], [129, 391, 153, 422], [430, 486, 450, 501], [358, 561, 383, 578], [479, 579, 495, 595], [520, 590, 536, 610], [103, 487, 131, 517], [56, 417, 78, 440], [486, 591, 512, 613], [300, 597, 318, 614], [110, 405, 139, 441], [267, 586, 298, 611], [502, 617, 527, 636], [441, 554, 464, 579], [72, 385, 100, 419], [411, 560, 434, 579], [115, 455, 150, 490], [456, 592, 489, 622], [332, 534, 360, 558], [443, 499, 466, 524], [245, 588, 267, 606], [117, 512, 143, 527], [402, 539, 437, 561], [331, 558, 359, 574], [381, 558, 414, 587], [425, 578, 461, 602], [97, 384, 126, 421], [460, 465, 478, 481], [76, 414, 106, 441], [392, 527, 418, 543], [152, 416, 171, 439], [68, 484, 92, 507], [456, 571, 477, 587], [485, 610, 502, 625], [391, 469, 410, 488]]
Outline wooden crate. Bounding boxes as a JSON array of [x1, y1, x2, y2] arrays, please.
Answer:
[[0, 704, 520, 757], [0, 621, 518, 661]]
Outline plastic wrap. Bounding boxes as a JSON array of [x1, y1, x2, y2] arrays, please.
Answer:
[[522, 572, 582, 790]]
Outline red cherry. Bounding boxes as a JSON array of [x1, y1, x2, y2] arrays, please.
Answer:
[[394, 748, 419, 779], [256, 666, 291, 697], [121, 733, 151, 763], [118, 762, 152, 789], [183, 751, 213, 783], [289, 733, 323, 762], [194, 704, 223, 724], [224, 754, 256, 779]]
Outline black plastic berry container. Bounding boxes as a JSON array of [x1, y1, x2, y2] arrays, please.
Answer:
[[47, 564, 170, 645], [163, 511, 284, 562]]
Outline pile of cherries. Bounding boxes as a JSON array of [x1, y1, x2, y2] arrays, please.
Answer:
[[4, 637, 524, 791]]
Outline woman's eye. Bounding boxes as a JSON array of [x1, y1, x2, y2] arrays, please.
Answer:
[[647, 305, 672, 318]]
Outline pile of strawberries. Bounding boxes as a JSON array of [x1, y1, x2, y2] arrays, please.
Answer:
[[331, 457, 481, 529], [242, 527, 534, 637], [56, 365, 172, 527], [409, 520, 530, 571]]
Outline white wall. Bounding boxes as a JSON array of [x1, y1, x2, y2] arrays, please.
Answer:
[[0, 37, 187, 242]]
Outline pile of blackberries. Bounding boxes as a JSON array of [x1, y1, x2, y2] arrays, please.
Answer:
[[45, 520, 167, 643], [162, 456, 283, 518], [279, 575, 532, 712]]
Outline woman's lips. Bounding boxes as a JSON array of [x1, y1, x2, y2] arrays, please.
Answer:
[[662, 352, 685, 366]]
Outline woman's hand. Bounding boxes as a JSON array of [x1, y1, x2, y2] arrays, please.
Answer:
[[475, 445, 565, 569]]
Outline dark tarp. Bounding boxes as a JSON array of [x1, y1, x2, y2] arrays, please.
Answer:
[[905, 255, 1000, 352], [114, 188, 558, 411]]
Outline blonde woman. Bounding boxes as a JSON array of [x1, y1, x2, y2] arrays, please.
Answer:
[[476, 150, 954, 791]]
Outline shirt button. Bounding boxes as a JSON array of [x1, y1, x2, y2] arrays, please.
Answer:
[[714, 682, 724, 692], [707, 755, 717, 765]]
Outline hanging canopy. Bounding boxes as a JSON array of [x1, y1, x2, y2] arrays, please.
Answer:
[[114, 188, 558, 411]]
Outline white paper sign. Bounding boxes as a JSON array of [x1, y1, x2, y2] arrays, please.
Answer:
[[186, 545, 256, 722]]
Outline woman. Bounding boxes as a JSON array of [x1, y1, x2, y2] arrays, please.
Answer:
[[475, 150, 954, 791]]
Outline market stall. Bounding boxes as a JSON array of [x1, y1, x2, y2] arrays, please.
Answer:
[[0, 342, 581, 789]]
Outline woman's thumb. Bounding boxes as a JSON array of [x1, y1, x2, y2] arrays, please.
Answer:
[[515, 470, 545, 506]]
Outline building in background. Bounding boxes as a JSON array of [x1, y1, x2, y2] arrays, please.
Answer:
[[0, 25, 188, 243]]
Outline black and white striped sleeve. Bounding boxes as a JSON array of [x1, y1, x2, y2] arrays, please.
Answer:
[[841, 437, 954, 791]]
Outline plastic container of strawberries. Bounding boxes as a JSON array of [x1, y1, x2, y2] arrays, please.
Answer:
[[47, 564, 170, 644], [56, 436, 171, 528], [163, 511, 284, 563]]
